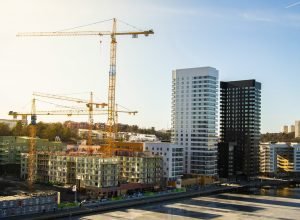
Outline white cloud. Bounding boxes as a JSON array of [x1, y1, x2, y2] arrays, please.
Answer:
[[286, 1, 300, 9]]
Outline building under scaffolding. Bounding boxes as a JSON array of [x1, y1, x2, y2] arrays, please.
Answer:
[[0, 136, 63, 176], [21, 152, 119, 188], [20, 142, 163, 198]]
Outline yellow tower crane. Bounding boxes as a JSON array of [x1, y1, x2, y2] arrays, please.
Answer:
[[9, 98, 137, 189], [33, 92, 107, 146], [17, 18, 154, 149], [27, 98, 36, 191]]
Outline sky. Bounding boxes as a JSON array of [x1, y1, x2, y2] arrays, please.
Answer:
[[0, 0, 300, 133]]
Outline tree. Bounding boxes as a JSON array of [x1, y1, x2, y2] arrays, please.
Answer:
[[0, 123, 12, 136]]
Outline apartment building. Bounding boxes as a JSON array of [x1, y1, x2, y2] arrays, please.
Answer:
[[21, 150, 163, 190], [219, 80, 261, 179], [171, 67, 219, 176], [144, 142, 183, 180], [21, 152, 119, 188], [260, 142, 300, 177], [117, 152, 162, 185]]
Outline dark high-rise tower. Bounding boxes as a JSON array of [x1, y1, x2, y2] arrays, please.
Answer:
[[218, 80, 261, 179]]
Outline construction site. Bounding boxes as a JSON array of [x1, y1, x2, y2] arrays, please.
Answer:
[[0, 18, 164, 218]]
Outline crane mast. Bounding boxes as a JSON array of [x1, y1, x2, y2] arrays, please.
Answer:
[[28, 98, 37, 190], [107, 18, 117, 148], [88, 92, 94, 146]]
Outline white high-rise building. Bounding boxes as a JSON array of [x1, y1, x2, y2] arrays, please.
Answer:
[[171, 67, 218, 176]]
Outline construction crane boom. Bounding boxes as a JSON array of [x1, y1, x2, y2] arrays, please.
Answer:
[[17, 30, 153, 37], [33, 92, 107, 108]]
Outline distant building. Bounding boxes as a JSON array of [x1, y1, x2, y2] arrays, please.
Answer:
[[282, 125, 289, 134], [78, 129, 105, 140], [171, 67, 219, 176], [128, 133, 158, 142], [64, 121, 89, 129], [0, 119, 19, 129], [289, 125, 295, 133], [144, 142, 184, 181], [295, 121, 300, 138], [218, 80, 261, 179], [260, 142, 300, 177]]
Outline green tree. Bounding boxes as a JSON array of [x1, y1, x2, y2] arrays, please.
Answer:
[[0, 123, 12, 136], [11, 121, 27, 136]]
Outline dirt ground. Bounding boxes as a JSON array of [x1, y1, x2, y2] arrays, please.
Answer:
[[0, 177, 75, 202]]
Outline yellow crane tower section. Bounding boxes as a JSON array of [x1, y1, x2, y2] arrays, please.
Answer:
[[17, 18, 154, 152]]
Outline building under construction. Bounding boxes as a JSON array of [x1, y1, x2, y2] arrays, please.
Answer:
[[20, 142, 163, 198], [0, 136, 64, 176]]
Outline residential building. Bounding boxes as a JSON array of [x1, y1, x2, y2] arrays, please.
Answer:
[[293, 144, 300, 175], [0, 136, 63, 176], [78, 129, 105, 140], [20, 142, 163, 197], [260, 142, 300, 177], [171, 67, 219, 176], [282, 125, 288, 134], [217, 142, 236, 178], [219, 80, 261, 178], [21, 152, 119, 188], [295, 121, 300, 138], [117, 152, 162, 185], [128, 133, 158, 142], [144, 142, 184, 180], [289, 125, 295, 133], [0, 192, 59, 218]]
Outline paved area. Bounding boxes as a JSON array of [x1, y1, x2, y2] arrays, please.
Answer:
[[68, 192, 300, 220]]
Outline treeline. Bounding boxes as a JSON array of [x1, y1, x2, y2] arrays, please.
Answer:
[[260, 132, 300, 143], [0, 121, 171, 142], [0, 122, 78, 142]]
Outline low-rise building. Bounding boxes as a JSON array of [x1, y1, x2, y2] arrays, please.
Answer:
[[143, 142, 183, 181], [77, 129, 105, 140], [21, 142, 163, 198], [128, 133, 158, 142], [0, 192, 59, 218], [0, 136, 63, 176], [260, 142, 300, 177], [21, 152, 119, 188]]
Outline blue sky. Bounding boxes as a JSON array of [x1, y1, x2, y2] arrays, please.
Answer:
[[0, 0, 300, 133]]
